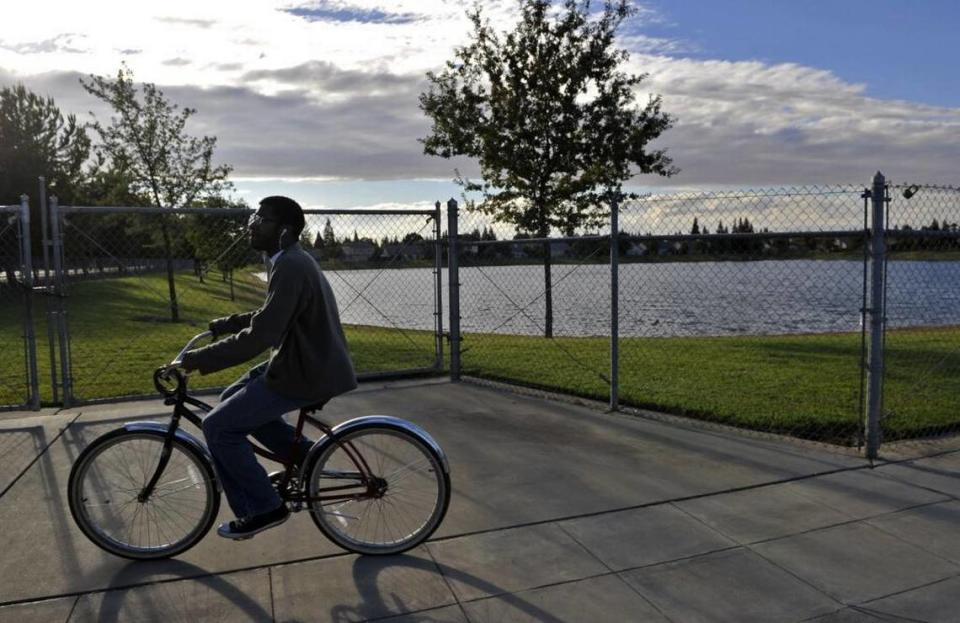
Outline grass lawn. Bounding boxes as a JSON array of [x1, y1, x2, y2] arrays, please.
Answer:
[[0, 268, 437, 406], [2, 268, 958, 445], [460, 327, 960, 444]]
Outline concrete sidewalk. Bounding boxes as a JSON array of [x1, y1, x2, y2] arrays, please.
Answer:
[[0, 380, 957, 622]]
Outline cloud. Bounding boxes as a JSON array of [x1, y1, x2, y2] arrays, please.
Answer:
[[243, 60, 419, 95], [0, 25, 957, 191], [282, 3, 421, 25], [0, 33, 88, 55], [155, 16, 217, 28], [630, 55, 960, 186], [0, 66, 474, 181]]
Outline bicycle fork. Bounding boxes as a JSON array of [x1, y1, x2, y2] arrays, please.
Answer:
[[137, 415, 184, 502]]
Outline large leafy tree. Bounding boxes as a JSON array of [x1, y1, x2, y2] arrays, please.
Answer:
[[81, 65, 233, 321], [420, 0, 676, 337], [0, 84, 91, 256]]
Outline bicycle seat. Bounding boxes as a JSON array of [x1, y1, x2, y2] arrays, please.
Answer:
[[300, 400, 328, 414]]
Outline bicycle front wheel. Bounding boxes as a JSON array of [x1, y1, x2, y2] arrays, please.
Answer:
[[68, 429, 220, 560], [306, 423, 450, 555]]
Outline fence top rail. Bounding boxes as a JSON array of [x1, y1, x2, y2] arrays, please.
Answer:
[[0, 205, 21, 212], [55, 205, 438, 216]]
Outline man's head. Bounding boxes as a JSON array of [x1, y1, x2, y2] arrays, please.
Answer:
[[249, 195, 305, 253]]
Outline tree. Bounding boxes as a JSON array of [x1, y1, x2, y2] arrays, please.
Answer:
[[322, 218, 335, 243], [81, 64, 233, 321], [183, 196, 251, 298], [690, 217, 700, 235], [0, 84, 91, 257], [420, 0, 676, 336], [321, 218, 341, 259]]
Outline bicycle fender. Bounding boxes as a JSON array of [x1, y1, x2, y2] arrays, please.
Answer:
[[122, 421, 220, 489], [303, 416, 450, 476]]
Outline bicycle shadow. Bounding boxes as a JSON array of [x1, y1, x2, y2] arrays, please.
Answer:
[[77, 559, 273, 623], [275, 552, 565, 623]]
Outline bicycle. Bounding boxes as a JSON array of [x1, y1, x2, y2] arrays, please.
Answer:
[[67, 331, 451, 560]]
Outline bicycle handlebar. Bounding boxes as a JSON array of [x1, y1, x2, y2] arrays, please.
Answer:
[[170, 330, 213, 367], [155, 330, 214, 398]]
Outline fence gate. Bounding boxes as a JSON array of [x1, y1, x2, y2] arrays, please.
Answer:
[[0, 198, 40, 410], [45, 202, 445, 406]]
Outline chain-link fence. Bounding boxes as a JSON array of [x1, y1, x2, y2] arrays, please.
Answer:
[[451, 207, 615, 410], [618, 186, 869, 446], [450, 186, 872, 447], [882, 184, 960, 445], [10, 174, 960, 457], [447, 177, 960, 455], [46, 203, 443, 405], [0, 203, 34, 409]]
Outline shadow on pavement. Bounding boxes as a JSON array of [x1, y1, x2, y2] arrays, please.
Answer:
[[82, 559, 273, 623]]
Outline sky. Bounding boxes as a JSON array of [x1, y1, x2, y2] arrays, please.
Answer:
[[1, 0, 958, 218]]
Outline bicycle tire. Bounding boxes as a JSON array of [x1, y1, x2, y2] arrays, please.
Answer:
[[68, 428, 220, 560], [305, 421, 450, 555]]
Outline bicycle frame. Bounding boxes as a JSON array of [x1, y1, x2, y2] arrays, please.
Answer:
[[143, 365, 380, 508]]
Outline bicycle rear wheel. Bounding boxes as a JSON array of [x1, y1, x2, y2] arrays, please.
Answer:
[[305, 422, 450, 555], [68, 429, 220, 560]]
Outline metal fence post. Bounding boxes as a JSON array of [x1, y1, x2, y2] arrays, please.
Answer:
[[610, 197, 620, 412], [39, 176, 59, 403], [49, 196, 73, 407], [864, 171, 887, 459], [19, 195, 41, 409], [433, 201, 445, 371], [447, 198, 461, 382]]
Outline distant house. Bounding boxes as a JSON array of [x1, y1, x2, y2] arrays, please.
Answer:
[[341, 240, 376, 263], [625, 241, 648, 257], [550, 241, 572, 257], [382, 243, 426, 261], [657, 240, 683, 256]]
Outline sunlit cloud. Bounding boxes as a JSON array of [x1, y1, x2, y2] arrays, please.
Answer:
[[0, 0, 955, 195]]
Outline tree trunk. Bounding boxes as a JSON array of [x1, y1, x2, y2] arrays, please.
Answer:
[[229, 269, 235, 301], [160, 217, 180, 322], [542, 239, 553, 338]]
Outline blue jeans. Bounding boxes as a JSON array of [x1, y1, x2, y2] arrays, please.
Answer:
[[202, 362, 314, 518]]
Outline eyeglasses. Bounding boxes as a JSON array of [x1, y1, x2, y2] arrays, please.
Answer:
[[247, 213, 277, 227]]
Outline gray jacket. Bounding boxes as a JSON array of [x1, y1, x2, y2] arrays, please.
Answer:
[[182, 243, 357, 402]]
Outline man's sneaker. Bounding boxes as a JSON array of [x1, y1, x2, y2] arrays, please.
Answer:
[[217, 504, 290, 540]]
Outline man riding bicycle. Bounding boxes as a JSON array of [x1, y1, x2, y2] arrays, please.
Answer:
[[179, 196, 357, 539]]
